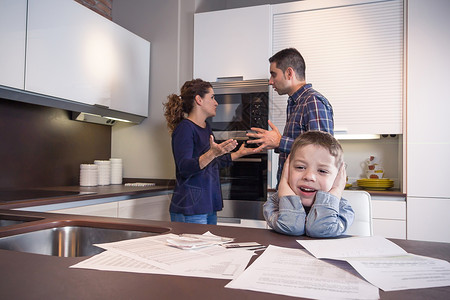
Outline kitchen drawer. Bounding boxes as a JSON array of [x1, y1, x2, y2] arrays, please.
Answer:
[[372, 200, 406, 220], [373, 219, 406, 239], [218, 218, 268, 229], [407, 197, 450, 243], [49, 202, 118, 218], [118, 195, 171, 221]]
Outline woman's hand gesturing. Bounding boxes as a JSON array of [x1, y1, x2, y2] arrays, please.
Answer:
[[199, 136, 237, 169], [209, 135, 238, 157]]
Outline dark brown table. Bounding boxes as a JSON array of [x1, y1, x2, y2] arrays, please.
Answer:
[[0, 210, 448, 299]]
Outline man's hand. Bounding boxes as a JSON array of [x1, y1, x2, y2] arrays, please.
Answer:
[[246, 120, 282, 152], [329, 163, 347, 200], [278, 156, 295, 197]]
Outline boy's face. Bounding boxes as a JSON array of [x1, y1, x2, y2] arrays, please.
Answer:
[[288, 144, 339, 207]]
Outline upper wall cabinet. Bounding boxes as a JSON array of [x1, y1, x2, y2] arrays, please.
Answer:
[[25, 0, 150, 117], [194, 5, 271, 82], [271, 0, 404, 135], [108, 23, 150, 116], [0, 0, 27, 90]]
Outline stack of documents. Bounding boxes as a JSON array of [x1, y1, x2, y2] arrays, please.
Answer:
[[298, 236, 450, 292], [71, 233, 450, 299], [70, 232, 255, 280], [226, 245, 380, 299], [166, 232, 234, 249], [226, 236, 450, 299]]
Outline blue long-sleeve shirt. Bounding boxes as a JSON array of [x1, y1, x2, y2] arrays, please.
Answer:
[[277, 84, 334, 184], [263, 191, 354, 237], [170, 119, 232, 215]]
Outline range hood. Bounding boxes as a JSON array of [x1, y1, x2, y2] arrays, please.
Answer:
[[72, 112, 123, 126], [0, 85, 145, 125]]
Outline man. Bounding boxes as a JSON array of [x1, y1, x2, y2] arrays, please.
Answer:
[[246, 48, 334, 186]]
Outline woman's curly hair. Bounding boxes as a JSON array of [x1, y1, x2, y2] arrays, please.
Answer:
[[163, 79, 212, 133]]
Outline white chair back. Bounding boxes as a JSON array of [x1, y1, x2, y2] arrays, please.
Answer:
[[342, 190, 373, 236]]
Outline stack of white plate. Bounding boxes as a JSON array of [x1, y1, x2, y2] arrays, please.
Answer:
[[80, 164, 98, 187], [110, 158, 123, 185], [94, 160, 111, 186]]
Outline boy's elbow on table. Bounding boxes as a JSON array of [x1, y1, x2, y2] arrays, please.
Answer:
[[305, 220, 346, 238]]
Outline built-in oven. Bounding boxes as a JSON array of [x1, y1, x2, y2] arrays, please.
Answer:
[[208, 77, 269, 222], [219, 153, 267, 221], [208, 78, 269, 142]]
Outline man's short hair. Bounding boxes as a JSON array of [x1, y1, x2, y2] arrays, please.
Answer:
[[269, 48, 306, 80]]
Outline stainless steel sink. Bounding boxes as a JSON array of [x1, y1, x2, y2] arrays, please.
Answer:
[[0, 224, 170, 257], [0, 219, 25, 227], [0, 214, 44, 227]]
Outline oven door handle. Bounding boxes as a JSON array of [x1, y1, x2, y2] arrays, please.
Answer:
[[234, 158, 262, 162]]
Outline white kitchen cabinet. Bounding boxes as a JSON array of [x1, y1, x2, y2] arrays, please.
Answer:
[[118, 195, 171, 222], [218, 219, 268, 229], [30, 193, 171, 221], [407, 197, 450, 243], [109, 24, 150, 116], [406, 0, 450, 199], [371, 198, 406, 239], [0, 0, 27, 89], [25, 0, 150, 117], [373, 219, 406, 239], [271, 0, 403, 135], [405, 0, 450, 243], [45, 194, 172, 221], [267, 0, 404, 188], [194, 5, 271, 82], [48, 201, 118, 218]]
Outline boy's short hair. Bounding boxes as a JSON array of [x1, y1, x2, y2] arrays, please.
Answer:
[[290, 131, 344, 168]]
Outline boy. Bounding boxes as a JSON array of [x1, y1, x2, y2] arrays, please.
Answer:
[[263, 131, 354, 237]]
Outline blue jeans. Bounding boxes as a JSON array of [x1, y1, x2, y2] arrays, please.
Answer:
[[170, 212, 217, 225]]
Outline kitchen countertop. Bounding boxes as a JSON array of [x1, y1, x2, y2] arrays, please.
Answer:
[[1, 178, 404, 212], [268, 187, 405, 198], [0, 179, 175, 210], [0, 210, 448, 300], [345, 188, 405, 197]]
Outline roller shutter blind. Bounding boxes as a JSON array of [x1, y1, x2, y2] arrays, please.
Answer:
[[271, 0, 403, 135]]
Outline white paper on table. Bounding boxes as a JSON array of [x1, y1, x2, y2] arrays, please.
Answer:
[[167, 231, 234, 249], [297, 236, 407, 259], [179, 231, 234, 243], [226, 245, 379, 300], [346, 254, 450, 291], [70, 250, 171, 274], [297, 236, 450, 291], [70, 248, 254, 280], [85, 232, 255, 279], [95, 233, 230, 272], [174, 250, 254, 279]]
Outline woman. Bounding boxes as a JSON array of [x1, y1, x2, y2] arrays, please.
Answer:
[[163, 79, 255, 224]]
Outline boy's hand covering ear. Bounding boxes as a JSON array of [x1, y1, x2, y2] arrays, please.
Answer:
[[329, 163, 346, 200], [278, 155, 296, 197]]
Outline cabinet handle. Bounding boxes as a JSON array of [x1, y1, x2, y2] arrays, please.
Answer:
[[94, 104, 110, 109], [234, 158, 262, 163]]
